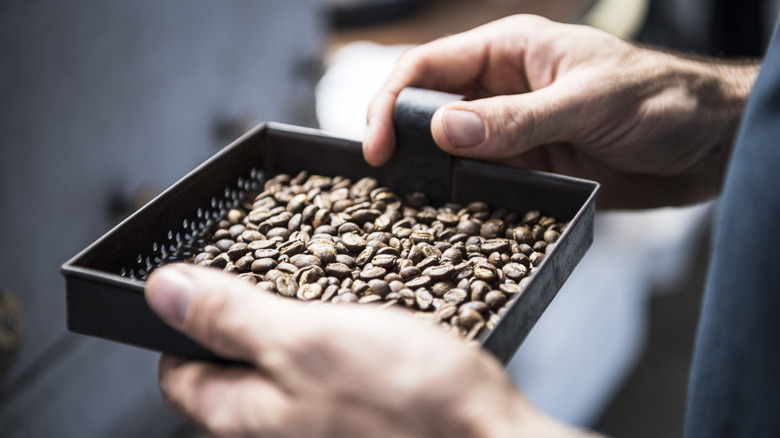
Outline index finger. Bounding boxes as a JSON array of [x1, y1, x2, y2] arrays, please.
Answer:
[[363, 21, 515, 166]]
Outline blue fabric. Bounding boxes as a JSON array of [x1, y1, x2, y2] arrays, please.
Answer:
[[685, 22, 780, 437]]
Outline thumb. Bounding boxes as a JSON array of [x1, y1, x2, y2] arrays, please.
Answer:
[[431, 88, 577, 160], [145, 264, 293, 362]]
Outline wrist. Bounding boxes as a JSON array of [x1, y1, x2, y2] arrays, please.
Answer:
[[449, 364, 604, 438]]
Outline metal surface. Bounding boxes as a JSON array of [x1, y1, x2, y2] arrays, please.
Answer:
[[62, 89, 600, 366]]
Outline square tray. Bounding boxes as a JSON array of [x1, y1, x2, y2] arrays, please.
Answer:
[[61, 89, 600, 365]]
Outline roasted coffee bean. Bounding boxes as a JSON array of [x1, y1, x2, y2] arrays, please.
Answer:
[[228, 224, 246, 239], [499, 283, 524, 295], [266, 227, 291, 240], [415, 288, 434, 310], [297, 265, 325, 285], [502, 263, 528, 282], [399, 266, 421, 280], [342, 232, 367, 253], [529, 251, 545, 266], [443, 288, 468, 304], [325, 263, 351, 279], [193, 252, 214, 264], [417, 255, 440, 271], [214, 229, 232, 241], [424, 265, 455, 281], [240, 230, 264, 243], [406, 275, 432, 289], [290, 254, 321, 269], [335, 254, 356, 268], [202, 245, 222, 256], [457, 308, 484, 331], [215, 239, 235, 253], [297, 283, 323, 300], [279, 239, 305, 257], [287, 193, 309, 214], [430, 281, 454, 297], [485, 290, 508, 311], [333, 292, 358, 304], [185, 171, 567, 342], [470, 280, 490, 302], [235, 255, 254, 271], [367, 279, 391, 298], [276, 276, 298, 298], [544, 228, 561, 244], [480, 218, 506, 239], [227, 208, 245, 224], [276, 262, 299, 274], [473, 263, 497, 282], [481, 238, 511, 255], [349, 208, 382, 225], [371, 253, 397, 269], [522, 210, 541, 225], [420, 243, 442, 259], [517, 243, 534, 256], [460, 301, 489, 315], [321, 284, 339, 302], [355, 246, 375, 267], [251, 258, 277, 273], [376, 246, 400, 257], [441, 247, 464, 264], [236, 272, 259, 283], [360, 265, 386, 280], [410, 231, 434, 245], [209, 253, 230, 269], [358, 294, 383, 304], [533, 241, 548, 252]]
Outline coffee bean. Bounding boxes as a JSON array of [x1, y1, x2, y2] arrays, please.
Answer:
[[290, 254, 321, 269], [485, 290, 508, 311], [529, 252, 545, 266], [209, 253, 230, 269], [276, 276, 298, 298], [423, 265, 455, 281], [360, 265, 386, 280], [502, 263, 528, 282], [297, 283, 323, 300], [368, 279, 391, 298], [279, 239, 305, 257], [193, 252, 214, 264], [251, 258, 277, 273], [184, 171, 568, 342], [415, 288, 433, 310], [406, 275, 432, 289]]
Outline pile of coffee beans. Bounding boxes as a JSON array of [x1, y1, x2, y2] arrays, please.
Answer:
[[187, 171, 566, 340]]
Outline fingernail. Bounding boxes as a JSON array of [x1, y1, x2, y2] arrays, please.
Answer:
[[146, 267, 194, 324], [443, 110, 485, 148]]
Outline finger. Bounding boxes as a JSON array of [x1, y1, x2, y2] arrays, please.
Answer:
[[363, 16, 545, 166], [145, 263, 297, 363], [429, 84, 585, 160], [158, 354, 288, 437]]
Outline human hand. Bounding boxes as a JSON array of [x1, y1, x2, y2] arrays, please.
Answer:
[[364, 14, 759, 208], [145, 264, 593, 438]]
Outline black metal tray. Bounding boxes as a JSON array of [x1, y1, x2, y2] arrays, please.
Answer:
[[61, 88, 600, 365]]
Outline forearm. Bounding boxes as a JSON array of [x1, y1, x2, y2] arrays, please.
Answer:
[[620, 48, 761, 206]]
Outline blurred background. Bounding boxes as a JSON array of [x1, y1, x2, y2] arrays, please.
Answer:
[[1, 0, 777, 437]]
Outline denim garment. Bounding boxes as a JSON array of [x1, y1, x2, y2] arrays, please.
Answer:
[[685, 22, 780, 438]]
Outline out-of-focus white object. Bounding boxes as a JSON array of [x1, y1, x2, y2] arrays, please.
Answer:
[[316, 40, 712, 427], [316, 41, 412, 140]]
